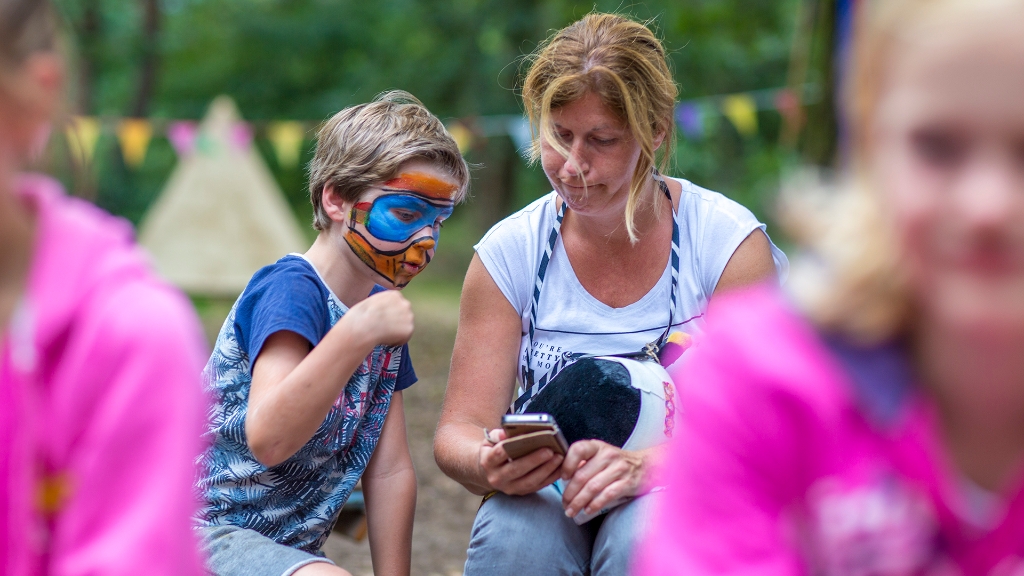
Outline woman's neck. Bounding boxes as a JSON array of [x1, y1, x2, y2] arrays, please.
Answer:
[[563, 179, 668, 248], [916, 320, 1024, 491]]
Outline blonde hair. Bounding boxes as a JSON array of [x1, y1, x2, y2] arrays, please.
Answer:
[[788, 0, 1023, 343], [522, 13, 678, 242], [0, 0, 57, 83], [308, 90, 470, 231]]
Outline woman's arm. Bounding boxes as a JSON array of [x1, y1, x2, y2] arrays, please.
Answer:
[[434, 254, 564, 495], [713, 229, 778, 295], [246, 290, 413, 467], [362, 391, 416, 576]]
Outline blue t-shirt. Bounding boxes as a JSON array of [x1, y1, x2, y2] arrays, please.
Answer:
[[195, 254, 416, 552]]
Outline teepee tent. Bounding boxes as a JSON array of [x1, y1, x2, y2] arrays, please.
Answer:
[[139, 96, 308, 296]]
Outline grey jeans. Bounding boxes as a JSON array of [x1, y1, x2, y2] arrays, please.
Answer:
[[197, 525, 335, 576], [464, 485, 657, 576]]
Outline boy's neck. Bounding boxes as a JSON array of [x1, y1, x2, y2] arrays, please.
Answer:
[[303, 231, 382, 309]]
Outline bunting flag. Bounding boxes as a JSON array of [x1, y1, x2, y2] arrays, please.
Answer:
[[721, 94, 758, 138], [116, 119, 153, 168], [266, 121, 305, 168], [675, 103, 704, 139], [230, 122, 254, 151], [167, 121, 198, 157], [506, 116, 533, 159], [447, 121, 473, 154], [65, 116, 101, 166]]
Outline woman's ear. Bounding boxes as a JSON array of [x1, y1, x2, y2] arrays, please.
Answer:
[[652, 125, 667, 151], [321, 184, 353, 227]]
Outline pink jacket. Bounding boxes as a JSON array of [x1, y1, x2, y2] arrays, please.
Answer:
[[635, 286, 1024, 575], [0, 176, 208, 575]]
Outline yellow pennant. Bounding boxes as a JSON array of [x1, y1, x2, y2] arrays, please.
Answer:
[[117, 119, 153, 168], [721, 94, 758, 138], [65, 116, 101, 166], [447, 122, 473, 154], [267, 121, 305, 169]]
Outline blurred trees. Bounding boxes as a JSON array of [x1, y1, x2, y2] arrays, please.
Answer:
[[49, 0, 801, 273]]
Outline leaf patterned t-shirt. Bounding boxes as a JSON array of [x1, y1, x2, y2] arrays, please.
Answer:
[[194, 254, 416, 552]]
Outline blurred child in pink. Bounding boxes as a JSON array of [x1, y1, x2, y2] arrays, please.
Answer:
[[0, 0, 208, 573], [636, 0, 1024, 573]]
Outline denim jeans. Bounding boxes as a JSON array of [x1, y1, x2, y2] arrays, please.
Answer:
[[197, 525, 335, 576], [464, 484, 657, 576]]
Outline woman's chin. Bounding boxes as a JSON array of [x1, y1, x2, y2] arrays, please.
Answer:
[[924, 277, 1024, 337]]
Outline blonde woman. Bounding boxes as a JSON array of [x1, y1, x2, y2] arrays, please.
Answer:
[[636, 0, 1024, 573], [434, 13, 787, 575]]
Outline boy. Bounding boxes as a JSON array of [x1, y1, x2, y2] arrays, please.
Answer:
[[195, 91, 469, 576]]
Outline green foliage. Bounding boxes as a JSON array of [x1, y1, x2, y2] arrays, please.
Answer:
[[50, 0, 801, 278]]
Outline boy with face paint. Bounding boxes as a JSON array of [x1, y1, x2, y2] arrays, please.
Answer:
[[194, 92, 469, 576]]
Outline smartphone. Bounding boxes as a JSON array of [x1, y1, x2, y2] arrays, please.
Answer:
[[500, 413, 569, 459]]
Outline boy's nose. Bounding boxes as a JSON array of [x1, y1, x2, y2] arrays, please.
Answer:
[[405, 237, 436, 265]]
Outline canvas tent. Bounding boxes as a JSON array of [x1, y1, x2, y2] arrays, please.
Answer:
[[139, 96, 308, 296]]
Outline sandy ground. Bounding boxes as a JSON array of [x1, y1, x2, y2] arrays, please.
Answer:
[[321, 289, 480, 576]]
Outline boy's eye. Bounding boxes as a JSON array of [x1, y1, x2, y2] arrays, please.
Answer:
[[390, 208, 421, 223], [911, 128, 968, 168]]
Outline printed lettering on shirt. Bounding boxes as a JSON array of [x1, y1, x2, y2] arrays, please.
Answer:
[[803, 470, 939, 575]]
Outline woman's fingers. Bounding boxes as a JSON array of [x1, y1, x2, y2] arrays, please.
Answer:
[[480, 442, 563, 494], [560, 441, 644, 517]]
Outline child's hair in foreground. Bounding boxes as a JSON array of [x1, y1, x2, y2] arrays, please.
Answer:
[[0, 0, 56, 74], [307, 90, 470, 231], [784, 0, 1024, 345]]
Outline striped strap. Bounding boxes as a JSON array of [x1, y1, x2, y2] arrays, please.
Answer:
[[514, 174, 680, 413]]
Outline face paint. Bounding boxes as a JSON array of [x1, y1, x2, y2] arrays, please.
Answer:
[[343, 171, 457, 288], [351, 193, 454, 244]]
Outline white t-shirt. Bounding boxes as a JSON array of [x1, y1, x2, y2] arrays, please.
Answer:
[[475, 177, 789, 389]]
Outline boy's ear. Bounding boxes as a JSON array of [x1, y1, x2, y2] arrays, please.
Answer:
[[321, 184, 352, 225]]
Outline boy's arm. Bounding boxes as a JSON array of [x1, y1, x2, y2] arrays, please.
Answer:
[[246, 290, 413, 467], [362, 391, 417, 576]]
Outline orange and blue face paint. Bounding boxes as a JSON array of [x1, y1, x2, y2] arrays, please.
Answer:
[[344, 171, 457, 288]]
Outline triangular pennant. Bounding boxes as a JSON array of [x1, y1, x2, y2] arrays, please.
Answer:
[[506, 116, 533, 159], [116, 118, 153, 168], [674, 103, 704, 139], [167, 121, 198, 157], [65, 116, 101, 166], [266, 121, 305, 169], [230, 122, 253, 151], [447, 121, 473, 154], [721, 95, 758, 138]]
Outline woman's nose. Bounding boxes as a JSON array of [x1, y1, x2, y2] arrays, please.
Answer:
[[561, 142, 589, 178]]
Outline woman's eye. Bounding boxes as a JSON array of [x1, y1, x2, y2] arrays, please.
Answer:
[[592, 138, 616, 146], [911, 129, 967, 168]]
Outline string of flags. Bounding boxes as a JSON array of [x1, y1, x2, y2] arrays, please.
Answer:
[[62, 85, 813, 170]]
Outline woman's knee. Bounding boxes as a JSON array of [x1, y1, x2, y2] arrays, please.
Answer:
[[464, 487, 592, 576]]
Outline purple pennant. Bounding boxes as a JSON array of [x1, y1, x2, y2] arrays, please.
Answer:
[[167, 121, 198, 157], [675, 103, 703, 139]]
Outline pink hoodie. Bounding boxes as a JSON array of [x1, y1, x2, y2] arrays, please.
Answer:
[[0, 175, 208, 575], [635, 286, 1024, 575]]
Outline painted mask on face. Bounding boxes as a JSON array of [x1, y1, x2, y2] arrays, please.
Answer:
[[344, 172, 457, 287]]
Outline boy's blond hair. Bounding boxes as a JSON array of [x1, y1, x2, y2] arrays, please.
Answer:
[[308, 90, 469, 231]]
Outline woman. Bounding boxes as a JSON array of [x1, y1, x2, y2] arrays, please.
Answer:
[[635, 0, 1024, 572], [434, 13, 788, 575], [0, 0, 208, 573]]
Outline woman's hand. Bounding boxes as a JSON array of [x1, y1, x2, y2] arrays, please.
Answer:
[[478, 428, 564, 495], [559, 440, 648, 518]]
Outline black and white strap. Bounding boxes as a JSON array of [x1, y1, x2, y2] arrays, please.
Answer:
[[514, 172, 681, 413]]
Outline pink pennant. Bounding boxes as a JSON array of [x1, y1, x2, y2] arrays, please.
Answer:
[[230, 122, 254, 151], [167, 121, 198, 157]]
